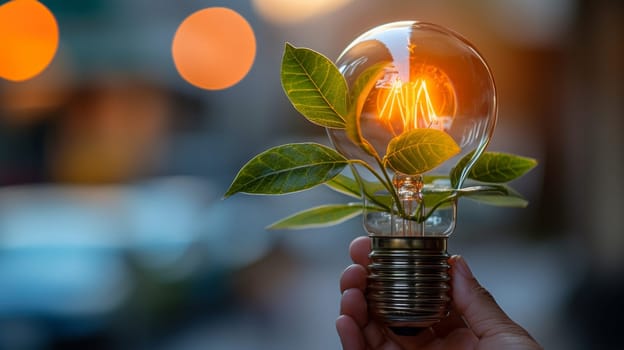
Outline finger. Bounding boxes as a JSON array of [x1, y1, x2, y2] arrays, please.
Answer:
[[349, 236, 371, 266], [449, 255, 528, 339], [363, 321, 399, 350], [340, 288, 368, 328], [340, 264, 368, 293], [336, 315, 366, 350], [431, 308, 468, 338], [437, 328, 478, 349]]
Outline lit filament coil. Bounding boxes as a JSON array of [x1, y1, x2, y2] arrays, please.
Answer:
[[376, 65, 457, 135]]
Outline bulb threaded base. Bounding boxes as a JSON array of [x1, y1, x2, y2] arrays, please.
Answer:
[[368, 236, 451, 329]]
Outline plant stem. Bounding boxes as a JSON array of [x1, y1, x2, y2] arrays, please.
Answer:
[[375, 156, 406, 217], [419, 194, 457, 222], [415, 200, 425, 222], [350, 159, 405, 217], [349, 160, 388, 191], [348, 164, 392, 212]]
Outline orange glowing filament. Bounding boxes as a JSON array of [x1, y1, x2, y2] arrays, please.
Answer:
[[376, 66, 456, 134]]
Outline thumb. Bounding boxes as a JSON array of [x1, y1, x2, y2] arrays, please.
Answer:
[[449, 255, 526, 338]]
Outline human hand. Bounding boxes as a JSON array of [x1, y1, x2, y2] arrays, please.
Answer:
[[337, 236, 543, 350]]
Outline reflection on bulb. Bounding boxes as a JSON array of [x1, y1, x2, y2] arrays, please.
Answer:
[[327, 21, 497, 330]]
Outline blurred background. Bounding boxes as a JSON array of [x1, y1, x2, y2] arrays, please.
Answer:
[[0, 0, 622, 349]]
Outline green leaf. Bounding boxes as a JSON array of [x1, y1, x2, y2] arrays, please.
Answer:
[[420, 184, 528, 222], [281, 43, 348, 129], [424, 175, 451, 183], [461, 185, 529, 207], [325, 173, 392, 210], [450, 151, 473, 188], [345, 62, 389, 156], [325, 173, 387, 198], [224, 143, 348, 197], [325, 174, 361, 199], [384, 129, 460, 175], [422, 190, 454, 208], [451, 151, 537, 186], [470, 152, 537, 183], [267, 203, 364, 230], [432, 184, 528, 208]]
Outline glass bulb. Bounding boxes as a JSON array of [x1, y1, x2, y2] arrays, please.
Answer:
[[328, 21, 497, 237]]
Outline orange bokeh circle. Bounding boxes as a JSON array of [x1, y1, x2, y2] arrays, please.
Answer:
[[172, 7, 256, 90], [0, 0, 59, 82]]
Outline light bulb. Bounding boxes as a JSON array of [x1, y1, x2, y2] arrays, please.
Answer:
[[328, 21, 497, 332]]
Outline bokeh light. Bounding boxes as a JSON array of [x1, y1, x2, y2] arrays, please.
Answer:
[[172, 7, 256, 90], [252, 0, 353, 25], [0, 0, 59, 82]]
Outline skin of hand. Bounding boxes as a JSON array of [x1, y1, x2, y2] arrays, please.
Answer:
[[336, 236, 543, 350]]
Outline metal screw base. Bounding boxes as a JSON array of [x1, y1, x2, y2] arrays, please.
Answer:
[[368, 236, 451, 329]]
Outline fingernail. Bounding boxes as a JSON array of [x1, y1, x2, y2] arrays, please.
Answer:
[[453, 255, 473, 279]]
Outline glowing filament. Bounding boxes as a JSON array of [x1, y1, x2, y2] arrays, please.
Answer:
[[378, 79, 441, 131], [376, 67, 456, 134]]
